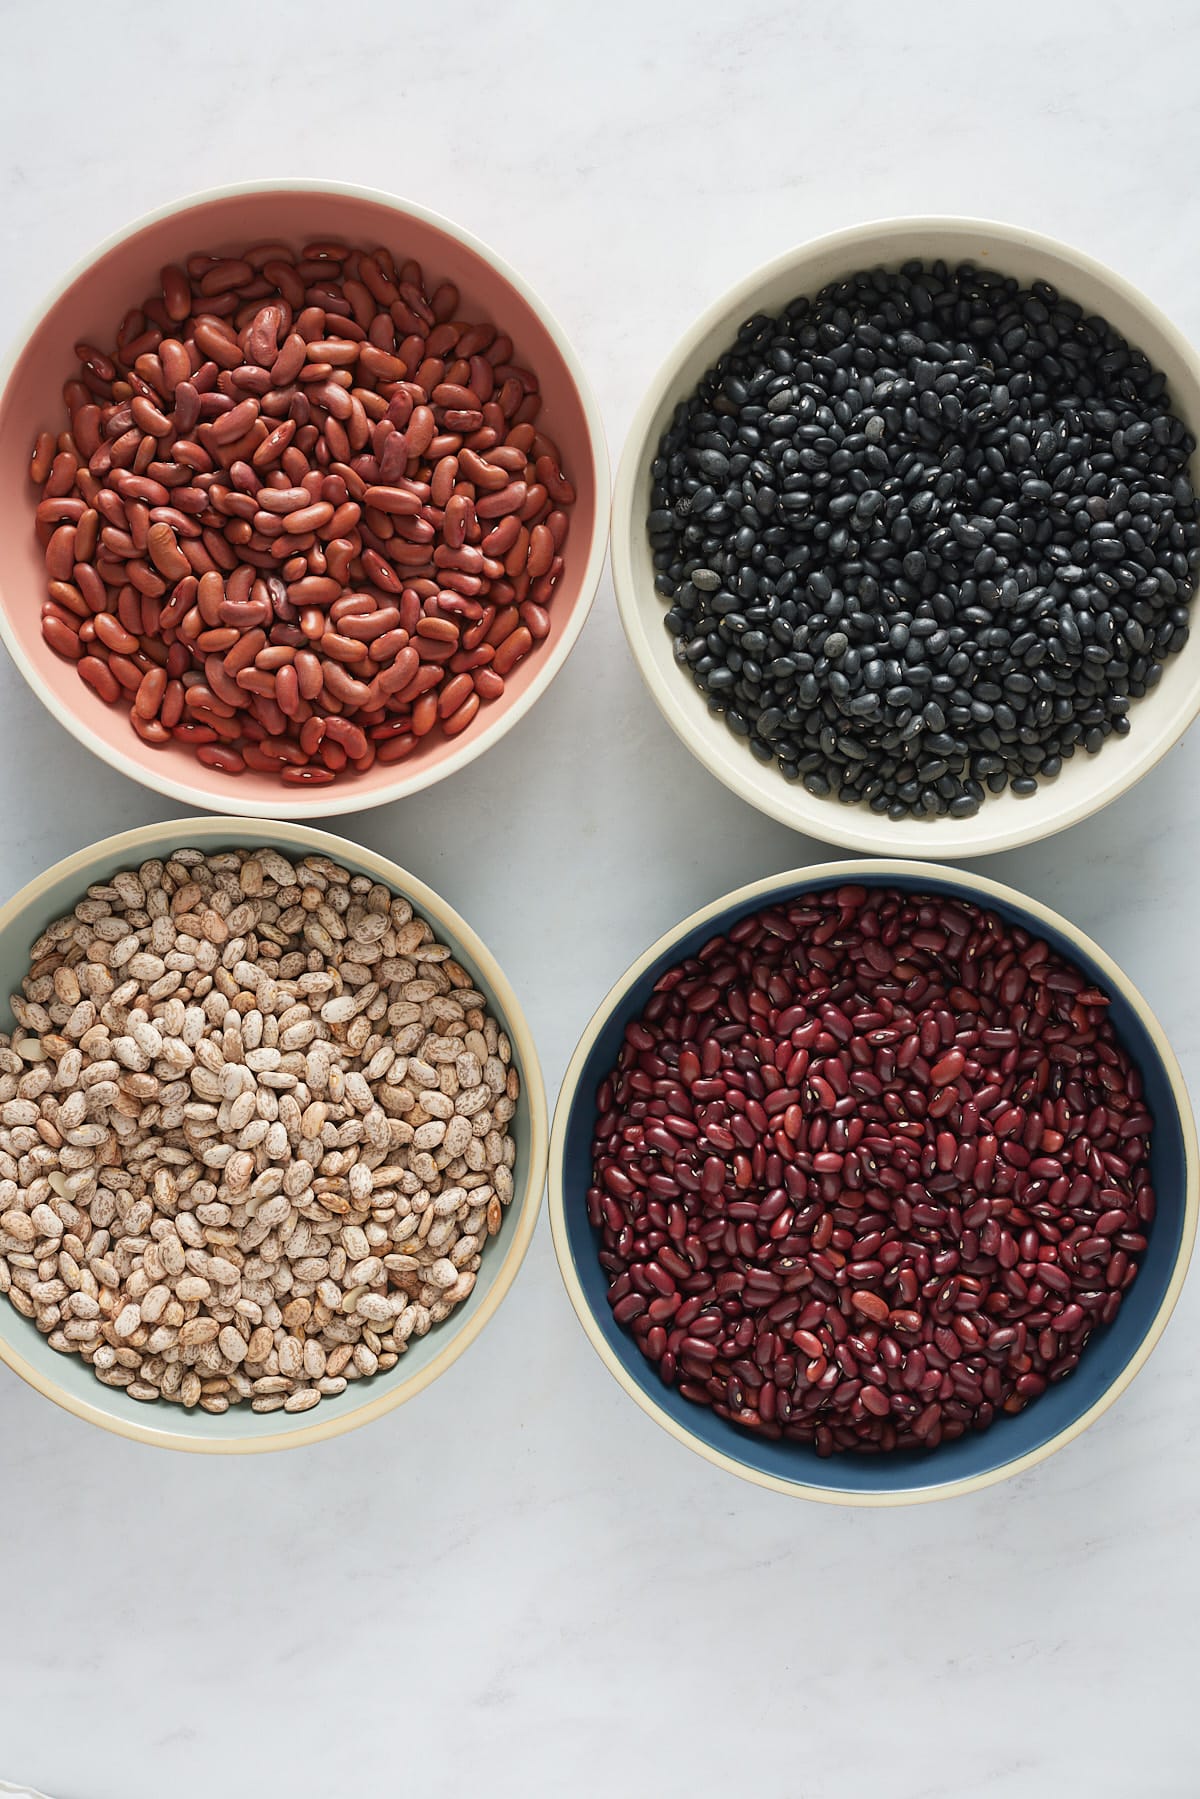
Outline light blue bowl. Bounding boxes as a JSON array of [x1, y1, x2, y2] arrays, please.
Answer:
[[0, 818, 547, 1453], [549, 860, 1197, 1504]]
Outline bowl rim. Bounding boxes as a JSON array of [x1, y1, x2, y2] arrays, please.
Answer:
[[0, 178, 611, 820], [0, 815, 549, 1452], [611, 212, 1200, 859], [547, 855, 1199, 1504]]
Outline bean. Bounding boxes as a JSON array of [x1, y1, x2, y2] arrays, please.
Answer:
[[28, 238, 576, 782], [45, 525, 77, 581], [492, 626, 532, 676], [320, 630, 364, 664], [196, 743, 246, 773], [362, 484, 421, 516], [442, 693, 480, 737], [30, 430, 56, 485], [477, 481, 526, 520], [147, 522, 190, 580], [281, 764, 336, 786], [650, 261, 1199, 816], [131, 711, 170, 745], [520, 601, 552, 641], [42, 616, 81, 660], [322, 663, 371, 707], [131, 395, 173, 437], [94, 612, 139, 655], [593, 884, 1153, 1457], [79, 656, 120, 702], [134, 666, 167, 719], [294, 649, 324, 701], [210, 398, 260, 445], [527, 523, 555, 578], [37, 497, 86, 527], [282, 501, 334, 535]]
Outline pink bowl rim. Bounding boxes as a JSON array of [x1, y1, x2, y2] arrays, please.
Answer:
[[0, 178, 611, 819]]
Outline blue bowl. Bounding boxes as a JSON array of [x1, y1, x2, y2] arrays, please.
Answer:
[[549, 861, 1198, 1504]]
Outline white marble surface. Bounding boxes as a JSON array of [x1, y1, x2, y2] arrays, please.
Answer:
[[0, 3, 1198, 1794]]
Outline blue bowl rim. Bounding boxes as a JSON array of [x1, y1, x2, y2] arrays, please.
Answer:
[[548, 858, 1199, 1506]]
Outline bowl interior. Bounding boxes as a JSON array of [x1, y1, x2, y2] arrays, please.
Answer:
[[0, 818, 543, 1446], [614, 218, 1200, 857], [0, 185, 603, 816], [556, 867, 1191, 1497]]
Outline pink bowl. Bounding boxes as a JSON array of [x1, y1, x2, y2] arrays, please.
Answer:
[[0, 181, 608, 816]]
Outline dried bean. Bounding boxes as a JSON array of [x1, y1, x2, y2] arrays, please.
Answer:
[[32, 242, 576, 781], [0, 846, 519, 1413], [589, 885, 1153, 1455], [651, 264, 1199, 818]]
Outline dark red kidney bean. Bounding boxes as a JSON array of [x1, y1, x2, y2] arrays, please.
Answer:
[[589, 885, 1154, 1458]]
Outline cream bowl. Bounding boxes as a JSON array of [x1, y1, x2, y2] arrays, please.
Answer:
[[0, 181, 608, 818], [612, 217, 1200, 857], [549, 860, 1197, 1503], [0, 817, 547, 1451]]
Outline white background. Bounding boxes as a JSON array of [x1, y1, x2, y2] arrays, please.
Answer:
[[0, 4, 1197, 1795]]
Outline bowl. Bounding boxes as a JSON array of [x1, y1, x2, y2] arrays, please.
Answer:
[[0, 181, 608, 817], [0, 816, 548, 1451], [548, 859, 1197, 1504], [611, 216, 1200, 857]]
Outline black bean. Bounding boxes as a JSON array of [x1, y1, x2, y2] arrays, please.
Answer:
[[649, 259, 1198, 815]]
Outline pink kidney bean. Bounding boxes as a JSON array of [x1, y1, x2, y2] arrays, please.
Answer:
[[30, 240, 577, 782]]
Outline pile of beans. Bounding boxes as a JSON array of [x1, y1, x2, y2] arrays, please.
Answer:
[[0, 847, 518, 1414], [587, 885, 1153, 1454], [31, 243, 574, 785], [650, 261, 1199, 818]]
